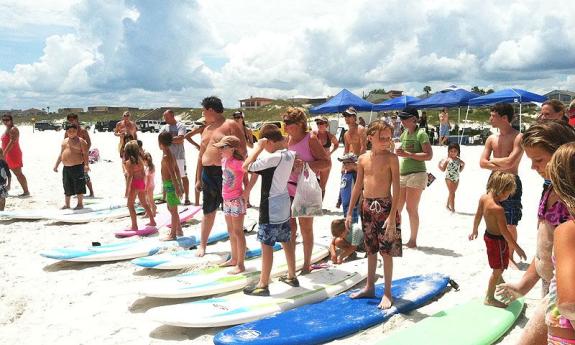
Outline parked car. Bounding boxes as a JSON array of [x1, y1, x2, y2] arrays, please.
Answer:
[[251, 121, 288, 142], [136, 120, 162, 133], [34, 121, 61, 131], [95, 120, 120, 132]]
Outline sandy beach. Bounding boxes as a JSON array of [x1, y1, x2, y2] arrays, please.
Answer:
[[0, 125, 542, 345]]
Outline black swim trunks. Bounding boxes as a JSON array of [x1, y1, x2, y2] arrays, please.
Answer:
[[202, 165, 223, 214], [500, 174, 522, 226], [63, 164, 86, 196]]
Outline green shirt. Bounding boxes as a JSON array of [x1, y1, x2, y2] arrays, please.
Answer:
[[399, 128, 429, 175]]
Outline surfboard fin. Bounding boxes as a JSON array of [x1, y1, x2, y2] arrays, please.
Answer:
[[448, 279, 460, 291], [91, 242, 101, 247]]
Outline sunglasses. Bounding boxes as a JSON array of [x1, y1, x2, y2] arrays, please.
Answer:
[[283, 119, 298, 125]]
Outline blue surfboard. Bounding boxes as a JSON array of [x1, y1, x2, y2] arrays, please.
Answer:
[[214, 273, 450, 345]]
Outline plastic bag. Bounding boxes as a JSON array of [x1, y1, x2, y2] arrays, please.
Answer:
[[291, 163, 323, 217]]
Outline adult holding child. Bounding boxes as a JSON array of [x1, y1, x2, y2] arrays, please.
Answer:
[[496, 121, 575, 345], [161, 109, 191, 205], [114, 111, 138, 159], [395, 107, 433, 248], [479, 103, 524, 269], [196, 96, 247, 257], [1, 114, 29, 196], [284, 107, 331, 274]]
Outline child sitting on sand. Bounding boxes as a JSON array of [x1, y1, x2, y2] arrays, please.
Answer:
[[346, 120, 400, 309], [124, 141, 156, 231], [158, 132, 183, 240], [242, 124, 297, 296], [469, 171, 527, 308], [330, 218, 363, 264], [53, 123, 89, 209], [214, 135, 247, 274], [438, 142, 465, 212], [143, 152, 157, 217], [0, 148, 11, 211], [338, 153, 359, 224]]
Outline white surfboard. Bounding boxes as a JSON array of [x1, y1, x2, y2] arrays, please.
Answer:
[[138, 244, 329, 298], [146, 258, 368, 327], [131, 237, 280, 269], [0, 199, 126, 221], [50, 206, 144, 223]]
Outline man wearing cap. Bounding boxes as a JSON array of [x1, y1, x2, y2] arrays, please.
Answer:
[[395, 106, 433, 248], [161, 109, 191, 205], [114, 111, 138, 158], [232, 111, 254, 148], [342, 107, 367, 156], [196, 96, 248, 257]]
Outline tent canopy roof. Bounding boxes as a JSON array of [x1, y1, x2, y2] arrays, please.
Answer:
[[468, 88, 547, 106], [411, 89, 479, 109], [373, 95, 420, 111], [310, 89, 373, 114]]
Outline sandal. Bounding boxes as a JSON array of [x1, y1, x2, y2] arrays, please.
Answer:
[[243, 285, 270, 296], [279, 275, 300, 287]]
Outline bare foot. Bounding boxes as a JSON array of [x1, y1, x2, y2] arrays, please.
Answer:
[[378, 293, 393, 309], [146, 221, 157, 227], [160, 235, 177, 241], [405, 240, 417, 248], [176, 229, 184, 237], [484, 297, 508, 308], [228, 265, 245, 275], [219, 259, 237, 267], [350, 286, 375, 299], [60, 205, 70, 210], [74, 205, 83, 210], [195, 246, 206, 257]]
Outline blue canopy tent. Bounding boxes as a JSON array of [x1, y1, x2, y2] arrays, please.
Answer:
[[309, 88, 374, 114], [372, 95, 420, 111], [411, 89, 479, 109], [468, 88, 548, 130]]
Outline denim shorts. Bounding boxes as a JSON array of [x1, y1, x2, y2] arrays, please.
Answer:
[[257, 220, 291, 246]]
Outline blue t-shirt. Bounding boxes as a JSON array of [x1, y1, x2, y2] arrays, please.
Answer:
[[340, 171, 358, 223]]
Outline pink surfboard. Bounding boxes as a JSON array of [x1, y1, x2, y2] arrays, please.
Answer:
[[115, 206, 201, 238]]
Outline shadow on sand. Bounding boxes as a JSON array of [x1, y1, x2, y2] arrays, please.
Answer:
[[408, 245, 463, 257]]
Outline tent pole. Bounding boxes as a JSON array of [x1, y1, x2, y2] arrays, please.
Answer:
[[460, 106, 470, 145]]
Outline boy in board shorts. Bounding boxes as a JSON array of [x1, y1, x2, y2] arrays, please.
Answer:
[[242, 124, 297, 296], [345, 120, 400, 309], [469, 171, 527, 307], [158, 132, 183, 241]]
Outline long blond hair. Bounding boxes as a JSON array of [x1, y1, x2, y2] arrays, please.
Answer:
[[548, 142, 575, 217], [486, 171, 516, 196]]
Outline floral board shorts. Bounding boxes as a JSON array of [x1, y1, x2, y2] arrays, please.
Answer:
[[361, 197, 402, 257], [223, 197, 246, 217], [257, 220, 291, 247]]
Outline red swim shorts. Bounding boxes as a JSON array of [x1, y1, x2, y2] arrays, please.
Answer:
[[484, 231, 509, 270]]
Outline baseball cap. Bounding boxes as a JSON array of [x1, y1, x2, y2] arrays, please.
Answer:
[[337, 153, 358, 163], [314, 116, 329, 124], [213, 135, 240, 148], [342, 107, 357, 117], [233, 111, 244, 118], [398, 107, 419, 119]]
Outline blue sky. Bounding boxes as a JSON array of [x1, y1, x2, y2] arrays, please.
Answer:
[[1, 0, 574, 110]]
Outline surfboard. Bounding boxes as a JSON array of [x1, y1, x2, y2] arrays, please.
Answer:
[[114, 206, 201, 238], [0, 200, 125, 221], [39, 237, 197, 262], [40, 228, 229, 262], [131, 238, 281, 269], [374, 297, 525, 345], [138, 244, 329, 298], [146, 258, 368, 328], [50, 206, 144, 224], [214, 273, 450, 345]]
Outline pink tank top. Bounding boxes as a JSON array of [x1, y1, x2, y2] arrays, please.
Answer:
[[288, 132, 314, 197]]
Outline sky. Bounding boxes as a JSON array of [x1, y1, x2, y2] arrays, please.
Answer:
[[1, 0, 574, 110]]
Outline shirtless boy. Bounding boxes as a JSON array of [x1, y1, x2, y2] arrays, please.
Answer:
[[343, 107, 367, 155], [469, 171, 527, 308], [53, 124, 89, 209], [114, 111, 138, 158], [158, 132, 183, 240], [345, 120, 400, 309], [480, 103, 524, 268], [65, 113, 94, 197], [196, 96, 247, 257]]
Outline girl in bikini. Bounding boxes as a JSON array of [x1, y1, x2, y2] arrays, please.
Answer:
[[124, 141, 156, 231]]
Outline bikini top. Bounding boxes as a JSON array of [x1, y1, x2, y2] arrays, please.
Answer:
[[538, 186, 572, 227]]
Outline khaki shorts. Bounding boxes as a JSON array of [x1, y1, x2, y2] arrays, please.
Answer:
[[176, 159, 187, 177], [400, 172, 427, 190]]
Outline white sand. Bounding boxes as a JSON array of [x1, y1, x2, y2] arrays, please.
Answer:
[[0, 126, 542, 344]]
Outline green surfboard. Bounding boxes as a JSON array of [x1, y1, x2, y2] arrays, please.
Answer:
[[375, 298, 524, 345]]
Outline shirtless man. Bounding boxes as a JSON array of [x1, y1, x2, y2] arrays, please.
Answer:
[[438, 108, 450, 146], [196, 96, 247, 257], [343, 107, 367, 155], [54, 124, 89, 209], [114, 111, 138, 158], [65, 113, 94, 197], [480, 103, 524, 268]]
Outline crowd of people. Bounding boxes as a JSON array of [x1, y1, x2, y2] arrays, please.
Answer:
[[2, 97, 575, 343]]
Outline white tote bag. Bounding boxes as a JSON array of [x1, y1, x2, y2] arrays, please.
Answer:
[[291, 163, 323, 217]]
